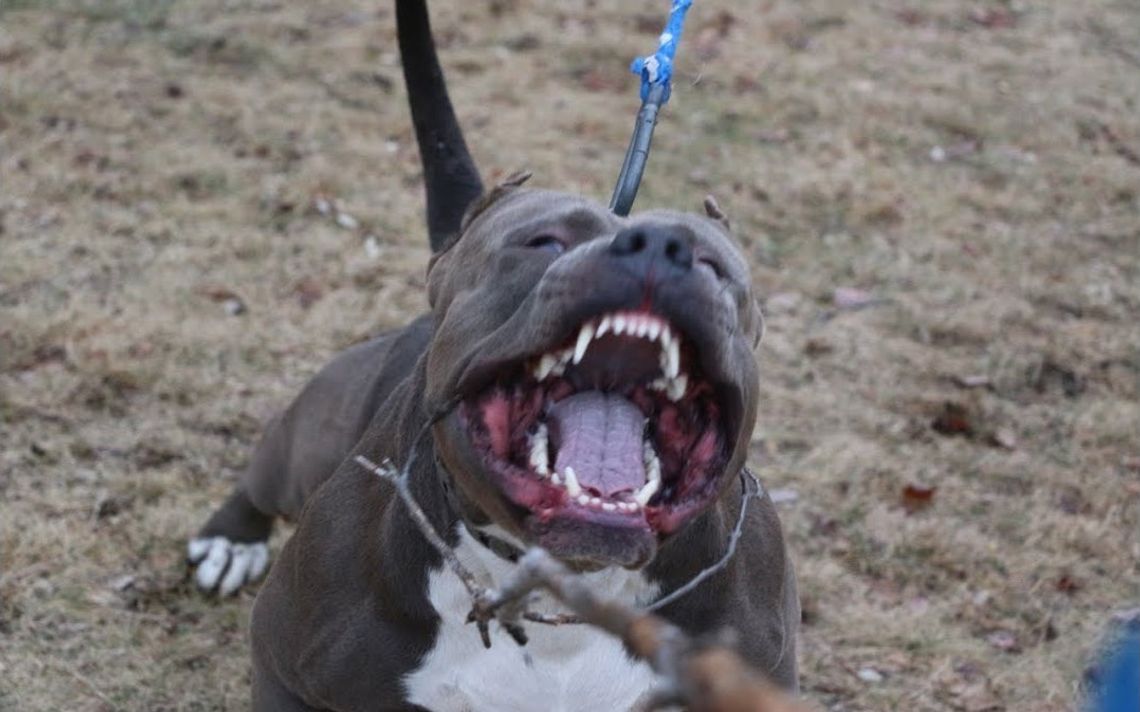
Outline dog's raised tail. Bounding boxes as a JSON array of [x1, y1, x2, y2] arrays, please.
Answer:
[[396, 0, 483, 252]]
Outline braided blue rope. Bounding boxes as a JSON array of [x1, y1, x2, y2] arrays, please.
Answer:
[[610, 0, 695, 215], [630, 0, 694, 104]]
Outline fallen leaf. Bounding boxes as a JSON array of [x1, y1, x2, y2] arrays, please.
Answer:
[[988, 428, 1017, 450], [833, 287, 879, 310], [932, 402, 975, 437], [986, 630, 1020, 653], [969, 8, 1018, 29], [902, 483, 937, 514], [856, 667, 884, 683], [768, 488, 799, 505], [1055, 574, 1081, 595], [293, 277, 324, 309], [953, 374, 991, 389]]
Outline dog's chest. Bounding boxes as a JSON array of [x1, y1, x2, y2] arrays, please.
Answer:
[[403, 527, 660, 712]]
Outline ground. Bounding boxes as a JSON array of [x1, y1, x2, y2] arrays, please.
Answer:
[[1, 0, 1138, 710]]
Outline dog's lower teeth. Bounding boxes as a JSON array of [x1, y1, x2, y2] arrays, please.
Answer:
[[577, 494, 590, 506], [529, 424, 550, 476], [563, 466, 582, 497]]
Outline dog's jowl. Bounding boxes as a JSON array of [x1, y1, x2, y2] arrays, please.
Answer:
[[188, 2, 798, 710]]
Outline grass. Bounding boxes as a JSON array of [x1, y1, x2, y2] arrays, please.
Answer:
[[1, 0, 1139, 709]]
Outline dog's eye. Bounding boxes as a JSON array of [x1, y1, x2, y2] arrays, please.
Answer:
[[524, 234, 566, 255], [698, 256, 725, 280]]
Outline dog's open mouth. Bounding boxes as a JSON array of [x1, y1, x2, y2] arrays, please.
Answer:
[[459, 310, 728, 538]]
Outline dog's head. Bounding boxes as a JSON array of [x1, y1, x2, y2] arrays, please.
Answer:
[[426, 178, 762, 569]]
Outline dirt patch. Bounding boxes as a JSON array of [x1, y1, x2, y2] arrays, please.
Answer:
[[2, 0, 1138, 709]]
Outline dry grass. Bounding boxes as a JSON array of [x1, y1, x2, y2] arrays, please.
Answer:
[[1, 0, 1138, 710]]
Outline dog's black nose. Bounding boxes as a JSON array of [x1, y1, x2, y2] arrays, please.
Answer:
[[608, 225, 693, 279]]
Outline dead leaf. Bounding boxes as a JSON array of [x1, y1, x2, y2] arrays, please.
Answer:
[[988, 428, 1017, 450], [768, 488, 799, 505], [932, 402, 975, 437], [1055, 574, 1081, 595], [953, 374, 991, 389], [902, 483, 937, 514], [969, 8, 1018, 29], [833, 287, 879, 310], [293, 277, 324, 309], [985, 630, 1020, 653]]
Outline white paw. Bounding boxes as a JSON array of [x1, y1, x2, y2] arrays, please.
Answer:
[[187, 536, 269, 596]]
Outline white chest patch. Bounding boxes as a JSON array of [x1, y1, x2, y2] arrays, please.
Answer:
[[403, 526, 661, 712]]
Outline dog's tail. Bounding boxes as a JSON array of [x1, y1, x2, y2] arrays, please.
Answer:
[[396, 0, 483, 252]]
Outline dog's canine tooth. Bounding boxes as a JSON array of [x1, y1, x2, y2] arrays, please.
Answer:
[[573, 323, 595, 364], [597, 315, 612, 337], [613, 315, 627, 335], [529, 425, 549, 475], [634, 477, 660, 507], [535, 354, 557, 381], [667, 373, 688, 402], [664, 337, 680, 380], [564, 466, 582, 497], [643, 440, 661, 484]]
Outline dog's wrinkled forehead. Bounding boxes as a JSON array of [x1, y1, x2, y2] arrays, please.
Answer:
[[427, 187, 751, 310]]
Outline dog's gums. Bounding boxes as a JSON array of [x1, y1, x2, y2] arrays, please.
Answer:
[[460, 310, 727, 537]]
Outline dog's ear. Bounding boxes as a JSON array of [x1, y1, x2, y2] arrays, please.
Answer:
[[703, 195, 731, 231], [427, 170, 532, 307], [459, 170, 532, 233]]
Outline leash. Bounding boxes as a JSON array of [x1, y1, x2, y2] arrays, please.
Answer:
[[609, 0, 695, 216]]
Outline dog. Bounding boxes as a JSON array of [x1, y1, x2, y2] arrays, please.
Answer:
[[188, 2, 799, 709]]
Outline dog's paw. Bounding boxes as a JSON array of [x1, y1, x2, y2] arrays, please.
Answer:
[[187, 536, 269, 596]]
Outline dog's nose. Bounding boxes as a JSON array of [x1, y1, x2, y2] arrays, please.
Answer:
[[607, 225, 693, 278]]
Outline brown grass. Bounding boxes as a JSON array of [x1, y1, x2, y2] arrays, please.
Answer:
[[2, 0, 1138, 710]]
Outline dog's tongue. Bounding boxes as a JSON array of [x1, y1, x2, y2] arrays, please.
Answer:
[[548, 391, 647, 496]]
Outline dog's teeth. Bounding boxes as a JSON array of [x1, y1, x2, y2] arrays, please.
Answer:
[[646, 321, 661, 341], [597, 315, 612, 337], [590, 497, 602, 507], [558, 348, 574, 365], [635, 478, 660, 507], [647, 377, 668, 393], [613, 315, 627, 335], [643, 441, 661, 483], [602, 502, 616, 512], [577, 494, 590, 506], [573, 324, 595, 364], [667, 374, 688, 402], [551, 473, 562, 485], [529, 425, 549, 475], [535, 354, 556, 381], [563, 466, 582, 497], [639, 319, 654, 338], [663, 337, 680, 380]]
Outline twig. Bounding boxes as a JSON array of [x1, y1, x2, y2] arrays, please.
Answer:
[[354, 452, 507, 647], [473, 548, 811, 712]]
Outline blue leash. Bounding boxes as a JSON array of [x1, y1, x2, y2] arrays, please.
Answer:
[[609, 0, 694, 216]]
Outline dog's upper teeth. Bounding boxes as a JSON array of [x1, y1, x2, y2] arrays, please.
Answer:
[[573, 323, 595, 365], [597, 315, 612, 337], [646, 321, 661, 341], [613, 315, 628, 335]]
